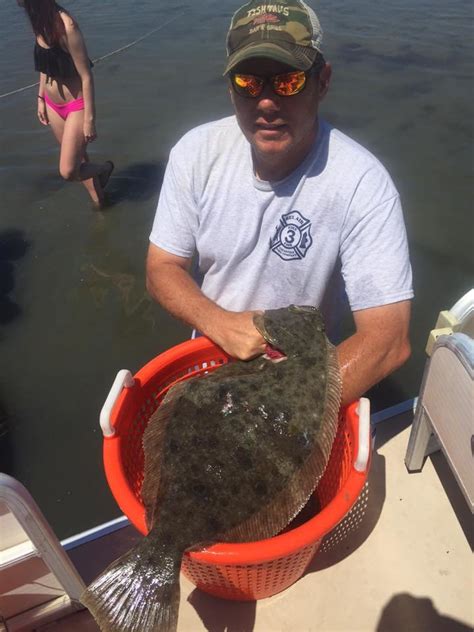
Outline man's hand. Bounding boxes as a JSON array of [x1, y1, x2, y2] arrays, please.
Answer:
[[203, 310, 266, 360]]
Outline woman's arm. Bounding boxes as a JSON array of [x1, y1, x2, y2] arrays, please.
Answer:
[[37, 72, 48, 125], [60, 13, 96, 141]]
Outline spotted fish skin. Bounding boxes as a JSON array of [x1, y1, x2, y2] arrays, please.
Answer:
[[81, 305, 341, 632]]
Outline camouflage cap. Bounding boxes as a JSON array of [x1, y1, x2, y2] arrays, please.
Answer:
[[224, 0, 323, 74]]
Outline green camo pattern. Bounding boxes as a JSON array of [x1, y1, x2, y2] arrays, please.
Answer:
[[227, 1, 321, 53]]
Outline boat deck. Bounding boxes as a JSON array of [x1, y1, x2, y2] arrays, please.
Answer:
[[39, 411, 473, 631]]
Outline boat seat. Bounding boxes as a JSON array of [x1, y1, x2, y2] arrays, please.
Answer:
[[0, 473, 85, 631], [424, 288, 474, 354], [405, 288, 474, 512]]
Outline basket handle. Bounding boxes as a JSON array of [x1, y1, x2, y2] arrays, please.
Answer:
[[100, 370, 135, 438], [354, 397, 371, 472]]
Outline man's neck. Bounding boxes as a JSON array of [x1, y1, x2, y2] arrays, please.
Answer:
[[254, 156, 304, 182]]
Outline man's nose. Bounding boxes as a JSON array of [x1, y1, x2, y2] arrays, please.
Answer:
[[256, 85, 281, 112]]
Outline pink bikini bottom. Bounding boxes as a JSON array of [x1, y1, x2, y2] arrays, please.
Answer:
[[44, 92, 85, 120]]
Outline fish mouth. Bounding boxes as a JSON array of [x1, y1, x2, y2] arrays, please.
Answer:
[[264, 344, 287, 362]]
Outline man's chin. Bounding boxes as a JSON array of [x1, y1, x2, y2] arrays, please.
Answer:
[[253, 136, 292, 158]]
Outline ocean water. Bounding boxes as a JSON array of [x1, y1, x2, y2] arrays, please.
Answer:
[[0, 0, 472, 537]]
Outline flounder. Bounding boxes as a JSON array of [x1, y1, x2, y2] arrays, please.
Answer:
[[81, 305, 342, 631]]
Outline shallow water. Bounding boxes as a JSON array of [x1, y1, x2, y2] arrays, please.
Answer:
[[0, 0, 472, 537]]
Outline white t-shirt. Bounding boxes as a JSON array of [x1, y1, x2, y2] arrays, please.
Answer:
[[150, 116, 413, 328]]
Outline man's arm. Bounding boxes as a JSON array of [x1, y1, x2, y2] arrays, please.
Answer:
[[336, 301, 411, 406], [147, 247, 410, 401], [146, 243, 266, 359]]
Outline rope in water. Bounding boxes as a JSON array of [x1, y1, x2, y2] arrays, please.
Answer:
[[0, 13, 183, 100]]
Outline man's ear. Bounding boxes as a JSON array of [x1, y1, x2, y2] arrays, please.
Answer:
[[318, 62, 332, 99], [228, 81, 235, 104]]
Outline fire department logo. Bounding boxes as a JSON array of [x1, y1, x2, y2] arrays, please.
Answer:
[[270, 211, 313, 261]]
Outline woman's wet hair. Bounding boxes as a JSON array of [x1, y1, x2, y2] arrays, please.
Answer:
[[21, 0, 65, 46]]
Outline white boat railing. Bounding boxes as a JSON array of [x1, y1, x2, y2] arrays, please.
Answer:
[[0, 473, 85, 630]]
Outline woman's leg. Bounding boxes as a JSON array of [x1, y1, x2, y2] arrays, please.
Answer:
[[80, 150, 104, 205], [46, 104, 104, 205], [59, 110, 112, 206]]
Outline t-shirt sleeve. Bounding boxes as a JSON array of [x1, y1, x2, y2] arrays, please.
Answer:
[[340, 168, 414, 311], [149, 140, 198, 258]]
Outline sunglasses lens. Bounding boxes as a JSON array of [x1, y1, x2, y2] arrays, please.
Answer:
[[233, 74, 263, 98], [274, 71, 306, 96]]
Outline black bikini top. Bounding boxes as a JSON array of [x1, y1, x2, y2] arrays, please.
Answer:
[[34, 42, 93, 80]]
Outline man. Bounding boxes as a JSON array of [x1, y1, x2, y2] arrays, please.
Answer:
[[146, 0, 413, 406]]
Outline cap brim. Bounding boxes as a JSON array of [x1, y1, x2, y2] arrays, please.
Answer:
[[224, 42, 317, 75]]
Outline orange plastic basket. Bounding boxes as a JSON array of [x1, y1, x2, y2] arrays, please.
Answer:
[[100, 337, 371, 601]]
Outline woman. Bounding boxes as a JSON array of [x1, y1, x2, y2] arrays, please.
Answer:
[[19, 0, 113, 207]]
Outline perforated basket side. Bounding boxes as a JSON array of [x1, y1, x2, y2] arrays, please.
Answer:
[[317, 412, 354, 509], [181, 542, 321, 601]]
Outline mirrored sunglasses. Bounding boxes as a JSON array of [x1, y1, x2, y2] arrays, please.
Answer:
[[231, 70, 308, 98]]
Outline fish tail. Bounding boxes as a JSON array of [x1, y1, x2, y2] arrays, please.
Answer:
[[81, 537, 181, 632]]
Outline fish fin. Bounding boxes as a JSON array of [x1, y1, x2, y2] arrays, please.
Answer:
[[252, 312, 265, 336], [253, 311, 278, 346], [142, 382, 186, 530], [319, 337, 343, 464], [81, 536, 181, 632], [224, 338, 342, 542]]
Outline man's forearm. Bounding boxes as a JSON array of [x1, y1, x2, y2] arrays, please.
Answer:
[[336, 331, 410, 406], [146, 261, 225, 335], [146, 251, 266, 359]]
